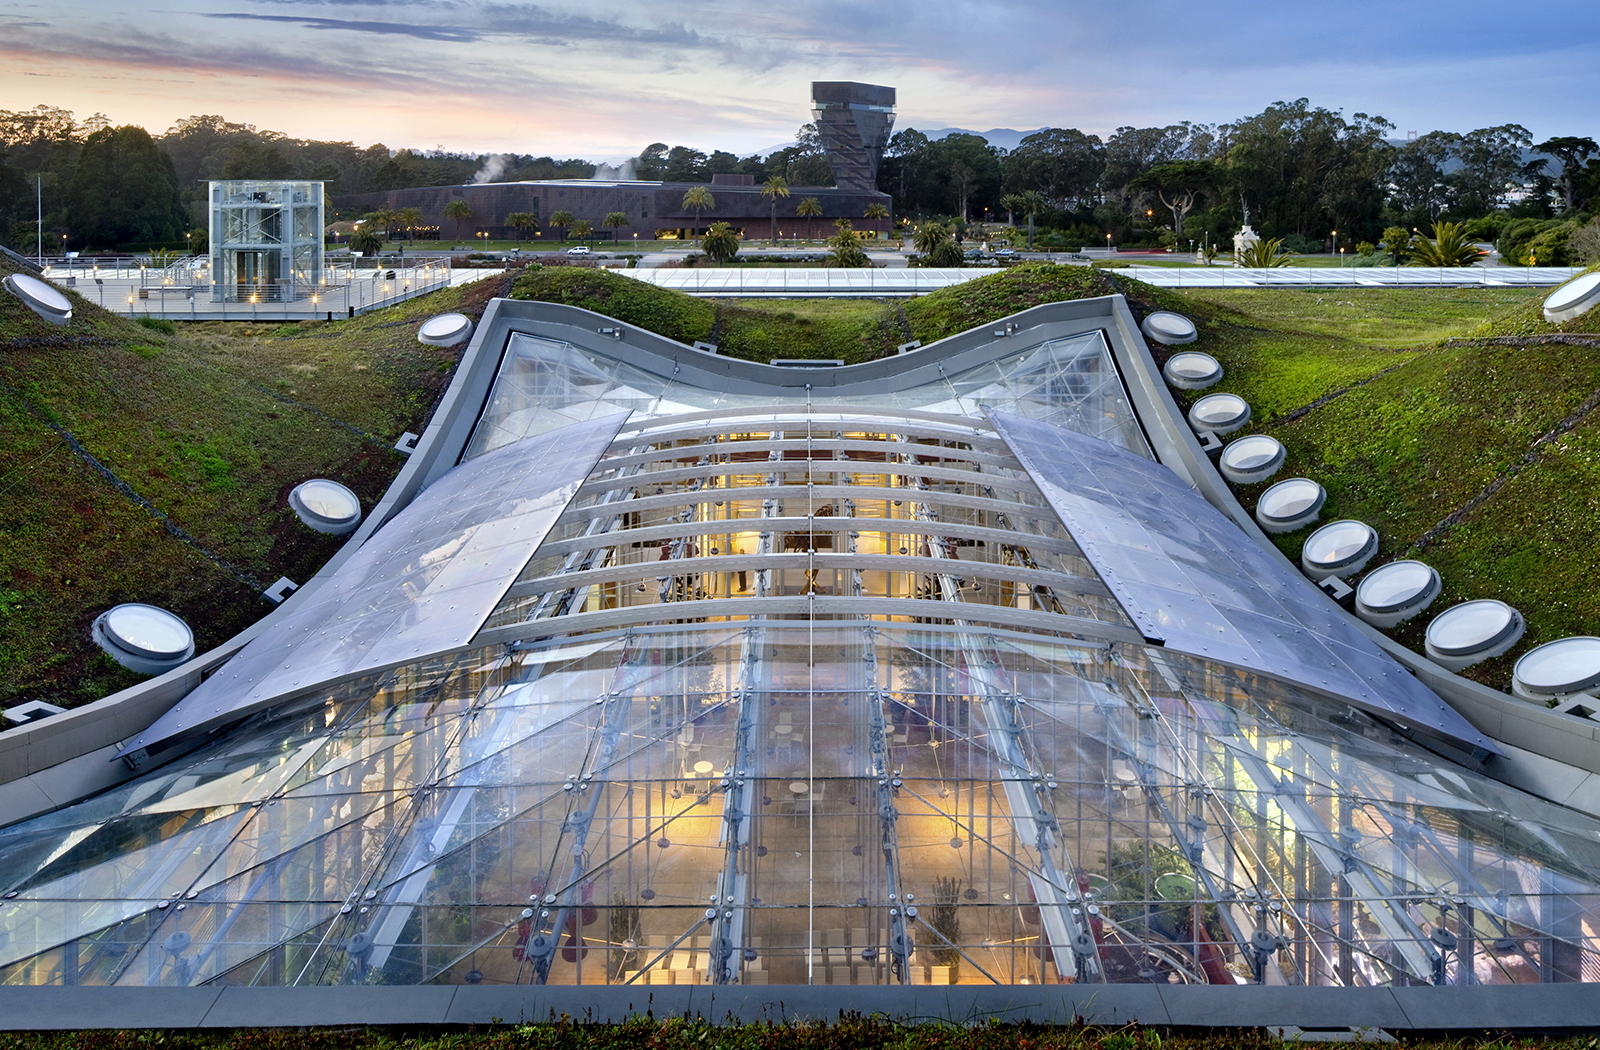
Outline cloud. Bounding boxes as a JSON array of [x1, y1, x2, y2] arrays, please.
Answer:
[[204, 12, 482, 42]]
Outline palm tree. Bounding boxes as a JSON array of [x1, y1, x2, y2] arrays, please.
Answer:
[[681, 186, 715, 237], [863, 202, 889, 242], [1018, 190, 1045, 250], [1407, 221, 1488, 267], [571, 219, 593, 246], [912, 222, 951, 256], [397, 207, 424, 244], [506, 212, 539, 243], [549, 210, 575, 243], [350, 224, 383, 258], [443, 199, 472, 243], [760, 175, 790, 244], [999, 193, 1023, 225], [1237, 236, 1293, 267], [700, 221, 740, 265], [602, 211, 631, 246], [795, 196, 823, 241], [827, 223, 868, 267], [368, 206, 398, 241]]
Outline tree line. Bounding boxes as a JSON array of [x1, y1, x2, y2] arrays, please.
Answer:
[[3, 98, 1597, 260]]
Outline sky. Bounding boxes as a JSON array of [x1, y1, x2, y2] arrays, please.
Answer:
[[3, 0, 1598, 160]]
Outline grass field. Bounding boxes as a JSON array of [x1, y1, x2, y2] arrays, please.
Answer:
[[6, 255, 1599, 709]]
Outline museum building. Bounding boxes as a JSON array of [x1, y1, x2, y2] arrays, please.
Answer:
[[3, 283, 1600, 1001]]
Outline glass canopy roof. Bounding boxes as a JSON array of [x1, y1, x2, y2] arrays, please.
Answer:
[[3, 325, 1598, 992]]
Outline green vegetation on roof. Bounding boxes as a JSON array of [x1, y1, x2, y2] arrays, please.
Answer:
[[0, 255, 511, 708], [7, 257, 1600, 710]]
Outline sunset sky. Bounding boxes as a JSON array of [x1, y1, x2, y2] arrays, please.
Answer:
[[4, 0, 1598, 159]]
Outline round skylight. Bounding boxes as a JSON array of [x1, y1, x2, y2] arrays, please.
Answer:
[[1162, 351, 1222, 391], [1300, 519, 1377, 580], [1354, 560, 1441, 628], [418, 312, 473, 347], [1425, 599, 1525, 672], [289, 479, 363, 535], [1542, 272, 1600, 323], [1188, 393, 1251, 435], [1255, 478, 1325, 534], [1219, 434, 1285, 484], [1141, 311, 1198, 346], [4, 273, 72, 326], [93, 603, 194, 675], [1512, 636, 1600, 699]]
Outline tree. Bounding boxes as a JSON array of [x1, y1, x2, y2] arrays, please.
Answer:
[[349, 223, 384, 257], [1452, 125, 1533, 213], [444, 198, 472, 242], [397, 206, 424, 244], [1014, 189, 1046, 248], [681, 185, 715, 234], [1237, 237, 1292, 267], [63, 125, 188, 248], [700, 220, 740, 264], [929, 133, 1001, 221], [929, 239, 964, 267], [602, 211, 630, 244], [1389, 132, 1459, 220], [760, 175, 790, 243], [1380, 225, 1413, 264], [912, 222, 951, 256], [1535, 136, 1600, 212], [1407, 221, 1489, 266], [366, 206, 398, 240], [826, 221, 869, 267], [1131, 160, 1214, 240], [663, 146, 708, 182], [570, 219, 593, 244], [795, 196, 822, 240], [506, 211, 539, 243], [1009, 128, 1107, 210], [635, 143, 668, 180], [863, 202, 889, 241], [549, 209, 574, 242]]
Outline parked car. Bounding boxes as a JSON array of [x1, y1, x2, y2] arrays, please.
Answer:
[[994, 248, 1018, 259], [567, 246, 591, 256], [964, 248, 984, 260]]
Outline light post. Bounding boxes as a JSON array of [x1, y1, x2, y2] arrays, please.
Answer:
[[1331, 229, 1337, 263], [1106, 232, 1112, 254]]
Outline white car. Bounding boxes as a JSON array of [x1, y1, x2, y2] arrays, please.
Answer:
[[566, 245, 591, 255]]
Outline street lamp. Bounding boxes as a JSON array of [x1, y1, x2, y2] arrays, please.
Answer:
[[1331, 229, 1337, 260], [1106, 232, 1112, 253]]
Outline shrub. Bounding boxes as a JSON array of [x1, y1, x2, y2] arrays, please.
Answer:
[[134, 316, 176, 335]]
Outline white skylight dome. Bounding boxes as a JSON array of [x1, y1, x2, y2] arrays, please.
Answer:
[[1300, 519, 1378, 580], [1140, 311, 1198, 346], [92, 603, 195, 675], [1512, 636, 1600, 701], [1188, 392, 1251, 435], [1161, 351, 1222, 391], [1218, 434, 1285, 484], [418, 312, 474, 347], [1255, 478, 1325, 534], [1543, 272, 1600, 323], [4, 273, 72, 326], [1425, 599, 1525, 672], [289, 479, 363, 535], [1354, 560, 1441, 628]]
